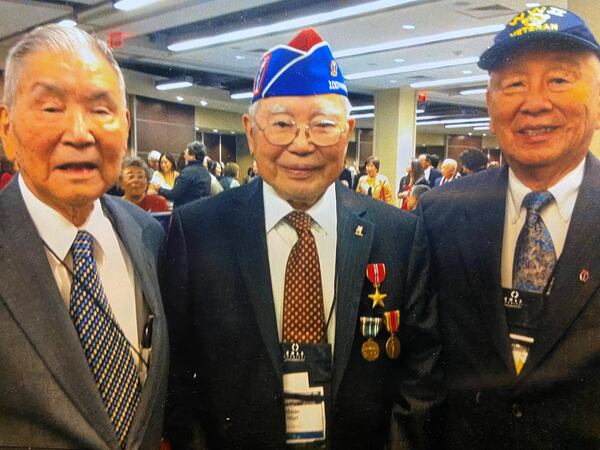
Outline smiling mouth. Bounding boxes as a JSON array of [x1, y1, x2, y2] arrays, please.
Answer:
[[518, 126, 558, 136], [57, 162, 98, 170]]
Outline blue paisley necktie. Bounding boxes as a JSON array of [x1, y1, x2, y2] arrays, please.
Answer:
[[70, 230, 141, 448], [512, 191, 557, 293]]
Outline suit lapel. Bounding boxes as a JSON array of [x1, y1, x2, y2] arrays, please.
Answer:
[[522, 155, 600, 377], [456, 168, 514, 373], [101, 196, 168, 448], [332, 184, 374, 399], [231, 180, 283, 384], [0, 182, 118, 446]]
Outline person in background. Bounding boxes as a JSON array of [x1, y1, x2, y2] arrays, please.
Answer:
[[406, 184, 430, 212], [147, 149, 161, 172], [398, 158, 428, 210], [244, 159, 259, 184], [204, 156, 224, 196], [220, 162, 241, 191], [434, 158, 460, 187], [120, 157, 169, 212], [163, 27, 442, 449], [421, 5, 600, 448], [0, 24, 167, 448], [459, 148, 488, 175], [355, 155, 394, 205], [151, 152, 179, 190], [0, 154, 15, 190], [419, 154, 442, 187], [156, 141, 211, 209]]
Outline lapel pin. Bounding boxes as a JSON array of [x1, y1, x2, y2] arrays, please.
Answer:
[[355, 225, 364, 237], [579, 269, 590, 283]]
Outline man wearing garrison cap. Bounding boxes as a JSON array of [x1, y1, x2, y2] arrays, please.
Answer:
[[420, 5, 600, 448], [163, 28, 442, 449]]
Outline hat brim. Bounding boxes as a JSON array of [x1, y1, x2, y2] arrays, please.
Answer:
[[478, 32, 600, 71]]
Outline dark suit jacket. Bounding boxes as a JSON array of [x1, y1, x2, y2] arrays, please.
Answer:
[[426, 168, 442, 188], [0, 180, 169, 449], [159, 160, 211, 209], [420, 154, 600, 449], [162, 180, 443, 449]]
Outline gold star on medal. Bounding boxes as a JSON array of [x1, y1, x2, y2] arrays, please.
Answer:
[[369, 287, 387, 308]]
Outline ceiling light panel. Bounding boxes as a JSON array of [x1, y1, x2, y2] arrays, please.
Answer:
[[410, 74, 489, 88], [334, 24, 504, 59], [346, 57, 479, 80], [169, 0, 422, 52]]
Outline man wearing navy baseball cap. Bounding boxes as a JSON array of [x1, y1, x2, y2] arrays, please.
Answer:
[[421, 5, 600, 448], [163, 28, 442, 449]]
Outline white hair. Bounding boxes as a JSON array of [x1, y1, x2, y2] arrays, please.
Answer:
[[2, 24, 126, 110], [248, 95, 353, 120]]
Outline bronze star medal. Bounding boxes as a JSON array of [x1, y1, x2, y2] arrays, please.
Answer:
[[366, 263, 387, 309]]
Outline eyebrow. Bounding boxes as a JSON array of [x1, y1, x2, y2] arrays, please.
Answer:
[[30, 82, 119, 108]]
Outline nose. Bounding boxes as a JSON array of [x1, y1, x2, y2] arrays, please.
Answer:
[[520, 82, 552, 116], [288, 125, 315, 154], [62, 108, 95, 148]]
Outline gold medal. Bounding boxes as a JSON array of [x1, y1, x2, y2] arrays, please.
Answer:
[[360, 316, 382, 362], [384, 310, 401, 359], [385, 335, 401, 359], [361, 338, 380, 361]]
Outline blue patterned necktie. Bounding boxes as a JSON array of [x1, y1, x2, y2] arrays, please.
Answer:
[[70, 231, 141, 448], [513, 191, 557, 293]]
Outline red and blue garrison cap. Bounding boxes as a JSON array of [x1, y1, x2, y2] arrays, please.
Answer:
[[251, 28, 348, 104], [479, 5, 600, 71]]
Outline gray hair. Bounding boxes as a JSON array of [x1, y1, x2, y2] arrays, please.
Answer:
[[121, 156, 152, 182], [248, 95, 353, 120], [2, 24, 125, 109]]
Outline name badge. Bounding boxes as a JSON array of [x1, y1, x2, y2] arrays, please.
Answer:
[[283, 372, 326, 444]]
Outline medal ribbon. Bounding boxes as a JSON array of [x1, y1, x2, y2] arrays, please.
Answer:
[[366, 263, 386, 287], [360, 317, 382, 338], [384, 310, 400, 334]]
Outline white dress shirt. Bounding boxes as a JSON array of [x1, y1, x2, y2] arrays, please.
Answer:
[[264, 182, 338, 350], [19, 176, 143, 377], [501, 159, 585, 288]]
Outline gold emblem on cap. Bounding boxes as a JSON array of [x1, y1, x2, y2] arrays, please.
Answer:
[[330, 60, 338, 77]]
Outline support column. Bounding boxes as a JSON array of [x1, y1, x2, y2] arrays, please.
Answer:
[[373, 88, 416, 201]]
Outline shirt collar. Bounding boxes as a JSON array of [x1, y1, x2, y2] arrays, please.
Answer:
[[263, 181, 337, 236], [507, 158, 585, 224], [19, 175, 113, 261]]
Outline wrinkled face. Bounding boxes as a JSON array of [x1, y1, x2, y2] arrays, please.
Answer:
[[441, 162, 455, 179], [487, 50, 600, 177], [160, 156, 172, 173], [243, 94, 354, 210], [0, 49, 129, 216], [366, 161, 378, 177], [121, 166, 148, 199]]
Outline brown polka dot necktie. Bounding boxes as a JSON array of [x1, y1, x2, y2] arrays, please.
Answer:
[[282, 211, 325, 344]]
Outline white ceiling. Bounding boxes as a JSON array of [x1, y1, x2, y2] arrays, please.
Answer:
[[0, 0, 570, 136]]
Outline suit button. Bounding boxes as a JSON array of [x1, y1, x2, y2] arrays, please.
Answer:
[[512, 403, 523, 418]]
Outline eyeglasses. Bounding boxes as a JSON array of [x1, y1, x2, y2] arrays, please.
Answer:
[[254, 118, 347, 146]]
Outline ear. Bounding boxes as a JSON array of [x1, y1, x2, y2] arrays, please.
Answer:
[[242, 113, 256, 156], [595, 82, 600, 130], [486, 89, 497, 135], [347, 117, 356, 136], [0, 105, 16, 161]]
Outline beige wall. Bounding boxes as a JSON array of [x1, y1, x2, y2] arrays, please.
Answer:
[[416, 133, 445, 146], [195, 108, 244, 133]]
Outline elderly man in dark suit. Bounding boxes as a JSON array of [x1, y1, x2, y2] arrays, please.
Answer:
[[420, 6, 600, 448], [163, 28, 442, 449], [0, 25, 168, 449]]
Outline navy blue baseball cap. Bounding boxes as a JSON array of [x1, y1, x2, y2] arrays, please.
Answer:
[[479, 5, 600, 71], [251, 28, 348, 103]]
